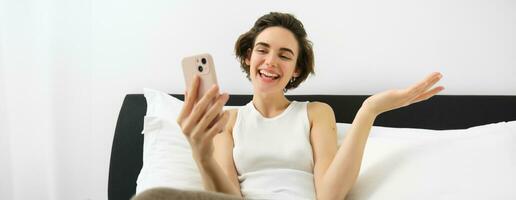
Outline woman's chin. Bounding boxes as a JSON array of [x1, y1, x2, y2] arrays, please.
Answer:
[[252, 83, 286, 94], [251, 74, 287, 94]]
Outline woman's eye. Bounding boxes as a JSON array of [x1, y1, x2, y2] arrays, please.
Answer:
[[256, 49, 267, 53], [280, 55, 291, 60]]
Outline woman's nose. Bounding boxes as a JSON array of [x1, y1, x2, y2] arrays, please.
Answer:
[[265, 53, 278, 67]]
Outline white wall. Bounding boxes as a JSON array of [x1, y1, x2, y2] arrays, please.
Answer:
[[0, 7, 13, 198], [91, 0, 516, 96], [1, 0, 58, 199], [1, 0, 515, 199]]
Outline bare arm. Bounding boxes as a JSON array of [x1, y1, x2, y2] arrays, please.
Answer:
[[195, 155, 241, 196], [211, 109, 242, 196], [314, 107, 376, 200], [176, 76, 241, 197], [308, 102, 338, 200], [314, 72, 444, 200]]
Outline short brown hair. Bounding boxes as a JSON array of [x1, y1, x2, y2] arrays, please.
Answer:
[[234, 12, 315, 92]]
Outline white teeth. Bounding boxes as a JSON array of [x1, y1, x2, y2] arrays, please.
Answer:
[[259, 70, 279, 78]]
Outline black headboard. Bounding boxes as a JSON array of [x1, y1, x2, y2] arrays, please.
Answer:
[[108, 94, 516, 200]]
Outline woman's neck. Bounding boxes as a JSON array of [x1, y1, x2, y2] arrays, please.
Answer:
[[251, 91, 291, 118]]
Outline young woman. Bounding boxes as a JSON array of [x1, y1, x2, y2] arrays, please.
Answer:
[[160, 12, 442, 200]]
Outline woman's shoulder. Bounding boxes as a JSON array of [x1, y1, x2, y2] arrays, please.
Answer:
[[307, 101, 335, 122], [307, 101, 334, 114]]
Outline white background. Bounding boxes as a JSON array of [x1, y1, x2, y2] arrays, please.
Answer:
[[1, 0, 515, 199]]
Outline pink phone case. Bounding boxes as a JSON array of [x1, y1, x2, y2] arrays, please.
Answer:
[[181, 53, 219, 99]]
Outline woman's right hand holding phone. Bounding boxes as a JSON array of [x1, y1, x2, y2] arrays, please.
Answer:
[[177, 75, 230, 163]]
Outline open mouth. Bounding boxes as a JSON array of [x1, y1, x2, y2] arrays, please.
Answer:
[[259, 69, 280, 80]]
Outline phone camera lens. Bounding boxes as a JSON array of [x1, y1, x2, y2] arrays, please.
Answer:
[[198, 66, 203, 72], [201, 58, 207, 65]]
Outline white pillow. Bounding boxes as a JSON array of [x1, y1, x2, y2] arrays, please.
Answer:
[[136, 88, 203, 194], [340, 121, 516, 200], [136, 88, 241, 194], [336, 123, 351, 147], [136, 90, 516, 199]]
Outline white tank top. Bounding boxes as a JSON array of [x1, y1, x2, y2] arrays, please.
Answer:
[[232, 101, 316, 200]]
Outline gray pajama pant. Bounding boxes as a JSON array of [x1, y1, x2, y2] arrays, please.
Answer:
[[131, 187, 244, 200]]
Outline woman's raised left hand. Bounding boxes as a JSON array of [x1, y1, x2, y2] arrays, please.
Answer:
[[361, 72, 445, 116]]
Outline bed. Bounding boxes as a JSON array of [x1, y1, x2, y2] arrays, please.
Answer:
[[108, 94, 516, 200]]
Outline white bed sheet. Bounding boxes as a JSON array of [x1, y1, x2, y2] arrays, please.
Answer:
[[138, 89, 516, 199], [337, 121, 516, 200]]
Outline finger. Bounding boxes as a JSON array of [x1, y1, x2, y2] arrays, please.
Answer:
[[198, 93, 229, 132], [413, 73, 443, 101], [178, 76, 200, 122], [422, 72, 443, 90], [411, 86, 445, 104], [406, 72, 442, 97], [207, 109, 223, 129], [206, 110, 230, 139], [177, 90, 189, 124], [184, 85, 221, 131], [189, 75, 200, 103]]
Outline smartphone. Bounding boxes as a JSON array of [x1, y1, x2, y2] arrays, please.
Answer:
[[181, 53, 219, 100]]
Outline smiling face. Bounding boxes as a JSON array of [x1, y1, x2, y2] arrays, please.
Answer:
[[245, 26, 301, 94]]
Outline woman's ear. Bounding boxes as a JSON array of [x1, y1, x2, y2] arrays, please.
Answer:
[[293, 67, 301, 78]]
